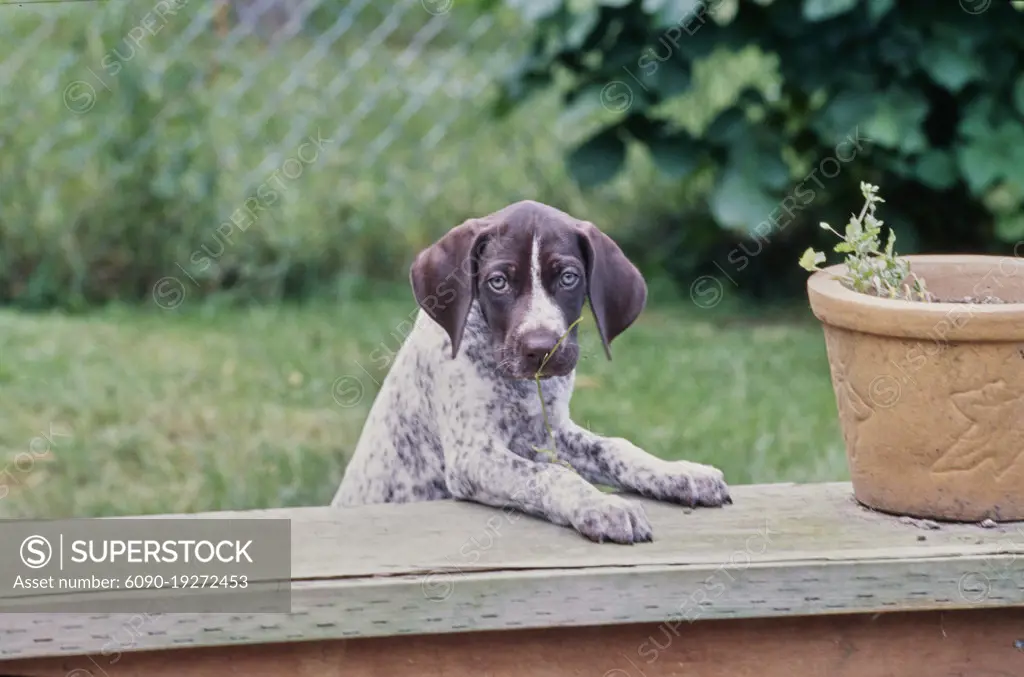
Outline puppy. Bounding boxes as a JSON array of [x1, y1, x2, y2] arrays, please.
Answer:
[[332, 200, 730, 543]]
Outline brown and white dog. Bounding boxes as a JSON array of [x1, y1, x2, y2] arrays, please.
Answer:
[[331, 200, 731, 543]]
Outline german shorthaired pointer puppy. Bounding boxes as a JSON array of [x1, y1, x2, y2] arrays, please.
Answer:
[[331, 200, 731, 543]]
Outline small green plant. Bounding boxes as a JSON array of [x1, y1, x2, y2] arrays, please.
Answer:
[[799, 182, 933, 302], [531, 315, 584, 473]]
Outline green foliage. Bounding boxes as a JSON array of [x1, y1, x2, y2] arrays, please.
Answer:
[[304, 0, 511, 45], [799, 182, 932, 301], [1, 5, 221, 309], [497, 0, 1024, 292], [1, 2, 650, 309]]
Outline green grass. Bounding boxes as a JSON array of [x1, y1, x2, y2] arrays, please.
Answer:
[[0, 293, 848, 519]]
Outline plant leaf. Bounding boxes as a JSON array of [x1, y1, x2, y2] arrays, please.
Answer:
[[918, 42, 983, 93], [648, 59, 693, 99], [862, 88, 929, 152], [648, 132, 702, 179], [914, 149, 958, 191], [867, 0, 894, 22], [995, 213, 1024, 243], [566, 126, 627, 187], [709, 163, 780, 234], [956, 122, 1024, 194], [704, 107, 747, 146], [1014, 74, 1024, 118], [801, 0, 859, 22], [565, 7, 601, 48], [799, 247, 826, 271]]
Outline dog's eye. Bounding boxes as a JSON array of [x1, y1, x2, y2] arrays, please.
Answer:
[[487, 275, 508, 292], [559, 271, 580, 288]]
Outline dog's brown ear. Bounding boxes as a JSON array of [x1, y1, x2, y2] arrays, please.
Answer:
[[575, 221, 647, 360], [409, 217, 496, 358]]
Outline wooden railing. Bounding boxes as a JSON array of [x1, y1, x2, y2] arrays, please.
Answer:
[[1, 482, 1022, 676]]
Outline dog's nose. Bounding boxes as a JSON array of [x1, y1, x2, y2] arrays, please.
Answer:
[[521, 331, 560, 369]]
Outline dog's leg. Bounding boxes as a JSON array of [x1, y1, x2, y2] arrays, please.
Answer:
[[442, 433, 654, 544], [554, 421, 732, 507]]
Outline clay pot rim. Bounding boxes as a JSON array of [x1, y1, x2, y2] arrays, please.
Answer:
[[807, 254, 1024, 341]]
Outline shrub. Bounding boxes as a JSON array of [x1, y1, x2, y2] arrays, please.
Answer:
[[495, 0, 1024, 299], [1, 2, 634, 309], [0, 5, 221, 309]]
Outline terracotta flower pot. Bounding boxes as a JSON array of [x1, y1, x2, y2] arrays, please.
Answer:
[[807, 254, 1024, 522]]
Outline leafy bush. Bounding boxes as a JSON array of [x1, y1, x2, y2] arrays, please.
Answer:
[[0, 5, 221, 309], [496, 0, 1024, 299], [1, 2, 649, 309]]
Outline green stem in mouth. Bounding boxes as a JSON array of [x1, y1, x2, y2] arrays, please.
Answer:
[[531, 315, 584, 473]]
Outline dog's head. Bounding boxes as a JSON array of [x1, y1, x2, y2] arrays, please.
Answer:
[[410, 200, 647, 379]]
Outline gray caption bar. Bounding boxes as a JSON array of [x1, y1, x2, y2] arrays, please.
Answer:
[[0, 518, 291, 613]]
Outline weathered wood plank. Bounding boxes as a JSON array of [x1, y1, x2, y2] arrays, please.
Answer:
[[70, 482, 1024, 577], [1, 554, 1020, 660], [0, 482, 1022, 662], [4, 608, 1022, 677]]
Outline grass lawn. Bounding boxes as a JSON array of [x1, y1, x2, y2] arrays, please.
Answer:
[[0, 291, 848, 519]]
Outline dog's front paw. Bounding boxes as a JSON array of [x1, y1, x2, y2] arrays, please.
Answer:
[[654, 460, 732, 508], [569, 494, 653, 544]]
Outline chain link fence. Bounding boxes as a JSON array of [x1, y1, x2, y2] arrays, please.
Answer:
[[1, 0, 622, 307], [6, 0, 529, 180]]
